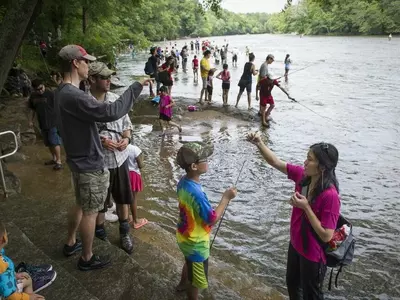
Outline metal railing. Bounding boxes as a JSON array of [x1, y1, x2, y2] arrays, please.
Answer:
[[0, 131, 18, 198]]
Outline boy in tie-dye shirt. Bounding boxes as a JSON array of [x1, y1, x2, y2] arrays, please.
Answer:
[[175, 142, 237, 299]]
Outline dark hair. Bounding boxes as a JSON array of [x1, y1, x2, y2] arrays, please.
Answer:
[[208, 69, 215, 76], [249, 53, 255, 62], [223, 63, 228, 69], [150, 47, 156, 54], [159, 86, 168, 93], [31, 79, 43, 89], [203, 50, 211, 56], [300, 142, 339, 203], [194, 55, 197, 59], [59, 58, 72, 73]]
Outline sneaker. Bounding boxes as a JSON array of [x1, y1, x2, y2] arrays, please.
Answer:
[[15, 262, 52, 274], [95, 227, 108, 242], [63, 240, 82, 257], [78, 254, 111, 271], [32, 270, 57, 293], [105, 211, 118, 223], [120, 234, 133, 254]]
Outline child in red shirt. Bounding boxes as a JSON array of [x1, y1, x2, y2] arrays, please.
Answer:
[[257, 76, 294, 126]]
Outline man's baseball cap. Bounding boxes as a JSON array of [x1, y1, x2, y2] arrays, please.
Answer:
[[58, 45, 96, 61], [88, 61, 116, 77], [266, 54, 275, 60], [176, 142, 214, 169]]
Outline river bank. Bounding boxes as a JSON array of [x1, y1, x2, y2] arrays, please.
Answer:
[[0, 93, 283, 299]]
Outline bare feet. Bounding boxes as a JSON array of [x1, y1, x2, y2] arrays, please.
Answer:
[[132, 218, 148, 229]]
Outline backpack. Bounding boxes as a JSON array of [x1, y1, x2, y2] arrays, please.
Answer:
[[144, 59, 154, 75], [301, 185, 356, 291]]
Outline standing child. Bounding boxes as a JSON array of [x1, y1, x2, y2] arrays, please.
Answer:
[[159, 86, 182, 136], [192, 55, 199, 81], [206, 69, 215, 103], [175, 143, 237, 300], [127, 144, 148, 229], [257, 75, 294, 126], [216, 64, 231, 106]]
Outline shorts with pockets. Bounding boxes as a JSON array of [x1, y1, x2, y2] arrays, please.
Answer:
[[201, 77, 207, 89], [186, 258, 209, 289], [41, 127, 61, 147], [72, 169, 110, 214]]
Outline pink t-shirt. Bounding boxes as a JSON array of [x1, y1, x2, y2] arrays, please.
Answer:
[[287, 164, 340, 263], [159, 94, 172, 118]]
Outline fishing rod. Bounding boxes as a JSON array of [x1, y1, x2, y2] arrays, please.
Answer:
[[275, 62, 320, 80], [210, 159, 247, 249]]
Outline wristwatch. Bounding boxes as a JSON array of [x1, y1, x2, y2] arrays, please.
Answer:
[[125, 137, 131, 144]]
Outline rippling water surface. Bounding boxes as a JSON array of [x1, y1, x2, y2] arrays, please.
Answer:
[[116, 34, 400, 299]]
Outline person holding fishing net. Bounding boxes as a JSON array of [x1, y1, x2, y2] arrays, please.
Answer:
[[174, 142, 237, 300]]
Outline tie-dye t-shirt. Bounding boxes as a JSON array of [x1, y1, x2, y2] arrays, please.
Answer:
[[176, 176, 217, 262]]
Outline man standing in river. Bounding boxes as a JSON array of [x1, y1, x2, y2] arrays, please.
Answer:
[[55, 44, 151, 271], [199, 50, 215, 105]]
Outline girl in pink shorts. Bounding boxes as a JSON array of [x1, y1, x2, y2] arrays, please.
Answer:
[[127, 144, 148, 229]]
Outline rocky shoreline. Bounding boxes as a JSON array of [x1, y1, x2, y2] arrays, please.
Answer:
[[0, 94, 282, 299]]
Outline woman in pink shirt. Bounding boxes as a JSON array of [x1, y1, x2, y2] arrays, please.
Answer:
[[247, 132, 341, 300]]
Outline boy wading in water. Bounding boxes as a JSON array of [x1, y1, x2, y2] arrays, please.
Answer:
[[257, 75, 294, 126], [175, 143, 237, 300]]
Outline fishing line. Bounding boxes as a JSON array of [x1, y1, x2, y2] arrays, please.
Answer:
[[210, 159, 247, 249], [275, 62, 319, 80]]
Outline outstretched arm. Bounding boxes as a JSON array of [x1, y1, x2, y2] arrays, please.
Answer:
[[247, 132, 287, 175], [278, 85, 295, 101]]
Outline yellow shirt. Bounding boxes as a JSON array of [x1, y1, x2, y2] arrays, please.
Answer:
[[200, 58, 210, 78]]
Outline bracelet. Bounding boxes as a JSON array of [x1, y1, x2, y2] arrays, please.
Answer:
[[124, 137, 131, 144]]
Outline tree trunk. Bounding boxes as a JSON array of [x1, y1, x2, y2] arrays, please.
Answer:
[[82, 6, 88, 34], [0, 0, 41, 93]]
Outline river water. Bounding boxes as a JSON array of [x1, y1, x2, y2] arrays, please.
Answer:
[[114, 34, 400, 299]]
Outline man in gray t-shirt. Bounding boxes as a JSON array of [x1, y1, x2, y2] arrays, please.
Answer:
[[56, 44, 151, 271], [256, 54, 275, 101]]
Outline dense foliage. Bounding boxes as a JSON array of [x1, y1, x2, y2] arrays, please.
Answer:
[[1, 0, 399, 71]]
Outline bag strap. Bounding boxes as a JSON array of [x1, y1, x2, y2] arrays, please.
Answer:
[[328, 268, 334, 291], [98, 123, 123, 137], [335, 265, 343, 289]]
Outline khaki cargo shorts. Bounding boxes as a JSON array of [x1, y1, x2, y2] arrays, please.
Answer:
[[72, 169, 110, 214]]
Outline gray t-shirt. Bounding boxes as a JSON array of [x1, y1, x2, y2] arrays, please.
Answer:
[[55, 82, 143, 172], [259, 62, 269, 78]]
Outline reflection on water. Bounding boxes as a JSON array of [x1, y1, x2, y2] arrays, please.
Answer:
[[112, 35, 400, 298]]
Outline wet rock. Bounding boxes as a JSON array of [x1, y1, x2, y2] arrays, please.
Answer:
[[0, 162, 21, 195], [175, 114, 183, 121], [20, 128, 37, 145], [0, 103, 5, 111], [4, 152, 27, 163]]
